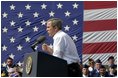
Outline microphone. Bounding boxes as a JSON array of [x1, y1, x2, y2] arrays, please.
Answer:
[[31, 36, 46, 51]]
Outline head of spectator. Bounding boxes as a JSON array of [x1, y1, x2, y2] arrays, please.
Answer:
[[108, 65, 117, 77], [95, 59, 102, 70], [82, 64, 89, 77], [88, 58, 95, 67], [6, 57, 13, 68], [99, 65, 107, 77], [88, 58, 95, 72], [108, 56, 115, 66]]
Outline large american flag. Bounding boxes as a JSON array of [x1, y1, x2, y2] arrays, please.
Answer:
[[83, 1, 117, 65], [1, 1, 117, 67], [1, 1, 83, 67]]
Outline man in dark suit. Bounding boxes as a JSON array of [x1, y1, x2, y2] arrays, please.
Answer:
[[108, 56, 117, 69], [93, 59, 102, 77], [108, 65, 117, 77], [96, 65, 109, 77]]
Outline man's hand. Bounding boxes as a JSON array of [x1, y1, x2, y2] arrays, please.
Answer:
[[42, 43, 53, 54]]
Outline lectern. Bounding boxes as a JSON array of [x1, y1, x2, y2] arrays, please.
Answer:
[[22, 52, 68, 77]]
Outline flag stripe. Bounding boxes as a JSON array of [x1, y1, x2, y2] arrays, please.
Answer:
[[84, 1, 117, 10], [84, 19, 117, 32], [83, 42, 117, 54], [83, 53, 117, 65], [83, 30, 117, 43], [84, 8, 117, 21], [83, 1, 117, 66]]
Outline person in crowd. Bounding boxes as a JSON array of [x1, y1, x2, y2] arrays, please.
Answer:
[[93, 59, 102, 77], [107, 56, 117, 69], [88, 58, 95, 76], [96, 65, 109, 77], [2, 57, 15, 76], [108, 64, 117, 77], [82, 64, 91, 77], [42, 18, 82, 76]]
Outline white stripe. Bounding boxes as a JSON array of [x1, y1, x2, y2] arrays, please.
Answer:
[[84, 8, 117, 21], [82, 53, 117, 65], [83, 30, 117, 43]]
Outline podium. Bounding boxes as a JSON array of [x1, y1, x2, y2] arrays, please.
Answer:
[[22, 52, 68, 77]]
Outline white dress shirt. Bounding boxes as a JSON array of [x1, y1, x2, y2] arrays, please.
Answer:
[[53, 30, 80, 64]]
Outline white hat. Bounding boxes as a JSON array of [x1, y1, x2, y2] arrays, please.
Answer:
[[8, 68, 15, 73]]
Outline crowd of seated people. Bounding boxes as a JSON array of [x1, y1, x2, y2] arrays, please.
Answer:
[[82, 56, 117, 77], [1, 56, 117, 77], [1, 57, 22, 77]]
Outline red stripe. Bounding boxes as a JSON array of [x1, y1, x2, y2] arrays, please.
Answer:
[[84, 19, 117, 32], [83, 42, 117, 54], [84, 1, 117, 10]]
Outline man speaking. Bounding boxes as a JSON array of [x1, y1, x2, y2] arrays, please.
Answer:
[[42, 18, 82, 77]]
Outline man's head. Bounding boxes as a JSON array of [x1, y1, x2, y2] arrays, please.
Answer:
[[88, 58, 95, 67], [82, 64, 89, 75], [109, 65, 116, 73], [99, 65, 106, 76], [108, 56, 115, 65], [46, 18, 63, 37], [95, 59, 102, 70], [6, 57, 13, 67]]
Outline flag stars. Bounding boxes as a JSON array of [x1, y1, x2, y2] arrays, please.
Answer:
[[17, 27, 23, 32], [2, 27, 8, 33], [25, 4, 31, 10], [9, 53, 15, 59], [25, 20, 31, 26], [72, 19, 78, 25], [2, 12, 8, 18], [41, 3, 47, 9], [49, 11, 55, 17], [2, 62, 6, 67], [72, 35, 78, 41], [10, 20, 16, 26], [72, 3, 79, 9], [10, 37, 15, 43], [10, 4, 15, 10], [41, 20, 46, 25], [17, 45, 23, 51], [33, 12, 39, 18], [57, 3, 63, 9], [65, 11, 71, 17], [2, 45, 7, 51], [64, 25, 70, 31], [25, 36, 31, 42], [33, 26, 39, 32], [17, 12, 23, 18], [17, 61, 22, 67]]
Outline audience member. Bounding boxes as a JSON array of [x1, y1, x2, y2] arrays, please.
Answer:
[[97, 65, 109, 77], [82, 64, 91, 77], [108, 64, 117, 77], [2, 57, 15, 76]]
